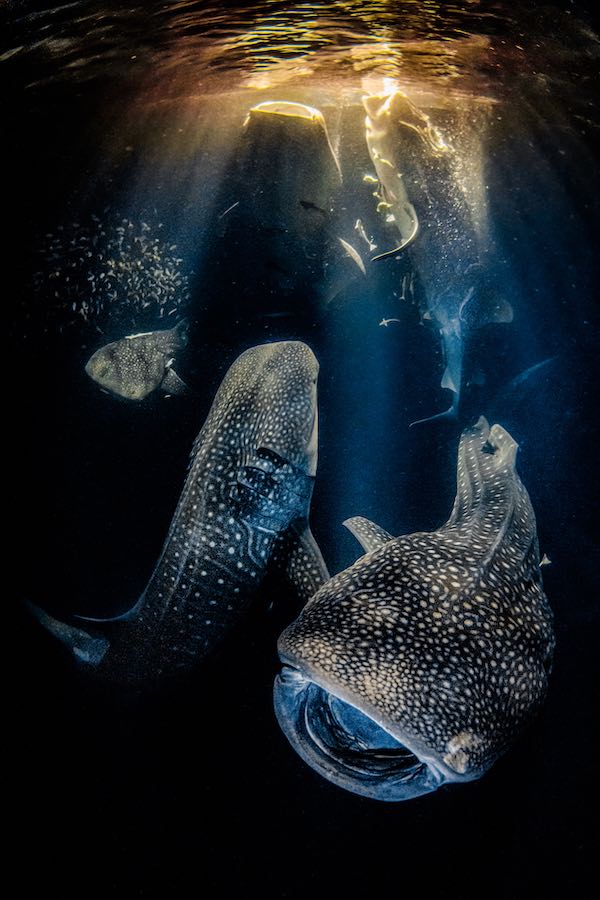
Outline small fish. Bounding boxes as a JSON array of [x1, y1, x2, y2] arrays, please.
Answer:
[[300, 200, 329, 217], [85, 320, 189, 401], [400, 273, 407, 301], [338, 237, 366, 276], [262, 311, 294, 319], [274, 418, 554, 801], [354, 219, 377, 253], [218, 201, 240, 219], [379, 317, 401, 327]]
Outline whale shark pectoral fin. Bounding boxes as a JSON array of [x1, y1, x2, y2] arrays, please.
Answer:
[[343, 516, 394, 554], [493, 356, 556, 409], [275, 522, 330, 604], [459, 284, 513, 330], [370, 203, 419, 262], [26, 602, 109, 667], [161, 367, 190, 396], [74, 595, 142, 625]]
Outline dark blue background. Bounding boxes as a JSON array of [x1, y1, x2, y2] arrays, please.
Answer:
[[5, 2, 599, 896]]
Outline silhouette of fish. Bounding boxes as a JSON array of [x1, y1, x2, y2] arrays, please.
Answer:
[[274, 418, 554, 800], [32, 341, 328, 683]]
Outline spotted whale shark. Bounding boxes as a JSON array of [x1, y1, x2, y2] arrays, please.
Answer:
[[274, 417, 554, 801], [85, 320, 189, 401], [33, 341, 328, 683], [363, 91, 513, 422]]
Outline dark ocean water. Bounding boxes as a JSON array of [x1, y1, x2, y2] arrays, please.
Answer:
[[4, 1, 599, 897]]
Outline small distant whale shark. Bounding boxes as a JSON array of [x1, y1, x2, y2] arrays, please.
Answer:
[[363, 91, 441, 262], [274, 417, 554, 801], [363, 91, 512, 422], [33, 341, 328, 683], [85, 320, 189, 400]]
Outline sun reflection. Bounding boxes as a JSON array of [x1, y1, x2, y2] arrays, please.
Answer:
[[210, 0, 495, 99], [2, 0, 499, 103]]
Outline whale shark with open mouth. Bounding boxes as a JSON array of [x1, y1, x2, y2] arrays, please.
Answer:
[[274, 418, 554, 801], [32, 341, 328, 684]]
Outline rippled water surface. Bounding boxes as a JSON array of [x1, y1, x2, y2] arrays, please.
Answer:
[[4, 0, 599, 96]]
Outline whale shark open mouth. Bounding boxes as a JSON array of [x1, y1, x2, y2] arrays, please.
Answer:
[[274, 664, 443, 801]]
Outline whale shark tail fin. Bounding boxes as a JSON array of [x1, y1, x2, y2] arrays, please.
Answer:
[[26, 602, 109, 667], [409, 397, 458, 428]]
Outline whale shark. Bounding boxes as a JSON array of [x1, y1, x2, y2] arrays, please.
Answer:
[[216, 101, 368, 312], [230, 100, 343, 303], [363, 91, 512, 422], [32, 341, 328, 683], [85, 320, 190, 401], [274, 418, 554, 801], [363, 91, 444, 263]]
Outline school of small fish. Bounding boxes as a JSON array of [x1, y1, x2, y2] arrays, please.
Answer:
[[31, 215, 190, 334]]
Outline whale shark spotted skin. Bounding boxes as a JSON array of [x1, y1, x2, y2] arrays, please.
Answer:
[[34, 341, 328, 683], [274, 418, 554, 801]]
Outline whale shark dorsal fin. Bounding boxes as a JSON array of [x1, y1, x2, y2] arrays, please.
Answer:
[[343, 516, 394, 553], [74, 595, 142, 624]]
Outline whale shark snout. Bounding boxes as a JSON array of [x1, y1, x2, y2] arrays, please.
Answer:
[[241, 340, 319, 478]]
